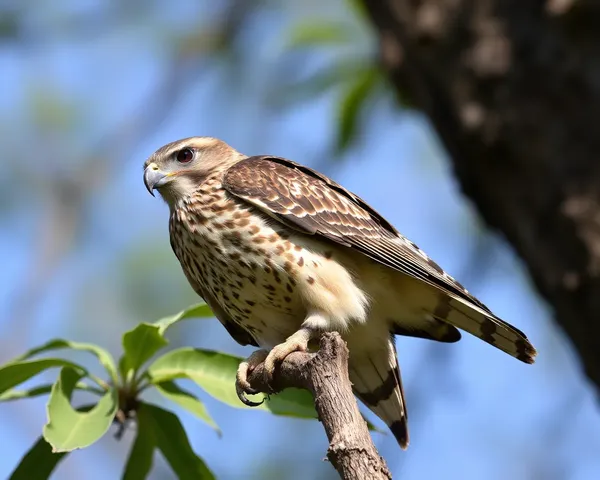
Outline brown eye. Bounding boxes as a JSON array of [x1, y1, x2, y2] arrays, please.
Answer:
[[176, 148, 194, 163]]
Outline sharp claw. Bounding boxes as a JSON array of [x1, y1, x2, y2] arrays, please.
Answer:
[[235, 330, 314, 402], [235, 349, 269, 407], [236, 383, 265, 407]]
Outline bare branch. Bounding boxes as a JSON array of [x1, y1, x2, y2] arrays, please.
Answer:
[[246, 332, 392, 480]]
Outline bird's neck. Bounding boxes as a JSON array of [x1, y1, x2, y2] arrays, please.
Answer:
[[167, 171, 224, 213]]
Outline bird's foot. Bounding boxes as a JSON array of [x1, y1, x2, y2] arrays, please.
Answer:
[[263, 327, 315, 389], [236, 349, 269, 407]]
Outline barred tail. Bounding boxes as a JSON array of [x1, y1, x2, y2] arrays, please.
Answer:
[[348, 337, 409, 449], [431, 292, 537, 364]]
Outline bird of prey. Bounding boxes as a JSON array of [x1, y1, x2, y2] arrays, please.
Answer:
[[144, 136, 537, 449]]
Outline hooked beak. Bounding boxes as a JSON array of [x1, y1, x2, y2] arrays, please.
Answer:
[[144, 163, 170, 196]]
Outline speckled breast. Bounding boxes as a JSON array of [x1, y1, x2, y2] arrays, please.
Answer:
[[168, 177, 313, 346]]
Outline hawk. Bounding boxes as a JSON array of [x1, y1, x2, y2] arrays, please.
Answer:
[[143, 136, 537, 449]]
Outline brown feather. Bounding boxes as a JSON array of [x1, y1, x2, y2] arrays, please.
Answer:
[[223, 156, 537, 363]]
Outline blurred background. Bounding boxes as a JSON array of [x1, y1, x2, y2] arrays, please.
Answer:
[[1, 0, 599, 479]]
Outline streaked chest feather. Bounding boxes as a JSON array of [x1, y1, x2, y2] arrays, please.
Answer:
[[168, 178, 369, 346]]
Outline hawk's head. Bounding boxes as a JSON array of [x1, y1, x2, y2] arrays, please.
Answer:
[[143, 136, 241, 205]]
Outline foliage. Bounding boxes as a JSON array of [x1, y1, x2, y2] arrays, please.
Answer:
[[281, 17, 386, 153], [0, 303, 319, 479]]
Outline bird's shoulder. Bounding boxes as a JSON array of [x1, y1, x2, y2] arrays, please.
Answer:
[[223, 155, 399, 236]]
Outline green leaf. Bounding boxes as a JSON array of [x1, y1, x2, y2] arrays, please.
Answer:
[[8, 436, 68, 480], [9, 404, 95, 480], [155, 381, 220, 434], [147, 348, 317, 419], [269, 59, 367, 108], [0, 381, 102, 402], [0, 384, 53, 401], [137, 402, 215, 479], [346, 0, 368, 18], [0, 358, 86, 395], [11, 338, 118, 385], [148, 348, 381, 432], [119, 303, 214, 381], [153, 303, 214, 335], [121, 323, 169, 380], [288, 22, 354, 49], [336, 67, 380, 152], [122, 410, 156, 480], [43, 367, 118, 452]]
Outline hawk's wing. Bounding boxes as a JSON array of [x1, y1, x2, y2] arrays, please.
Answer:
[[224, 156, 481, 309], [223, 156, 536, 363]]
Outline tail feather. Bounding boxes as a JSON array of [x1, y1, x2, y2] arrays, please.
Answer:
[[433, 292, 537, 364], [348, 337, 409, 449], [393, 319, 461, 343]]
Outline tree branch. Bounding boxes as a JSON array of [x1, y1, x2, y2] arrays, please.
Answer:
[[245, 332, 391, 480]]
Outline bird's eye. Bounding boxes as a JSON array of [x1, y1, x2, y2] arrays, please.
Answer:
[[176, 148, 194, 163]]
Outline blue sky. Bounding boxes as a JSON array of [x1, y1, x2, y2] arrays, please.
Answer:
[[1, 1, 599, 479]]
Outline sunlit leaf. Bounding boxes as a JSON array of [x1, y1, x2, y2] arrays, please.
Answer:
[[155, 381, 220, 434], [137, 402, 215, 479], [9, 403, 95, 480], [269, 59, 366, 108], [336, 67, 380, 152], [288, 22, 353, 49], [121, 323, 168, 380], [0, 381, 101, 402], [346, 0, 368, 18], [153, 303, 214, 335], [118, 303, 214, 382], [148, 348, 381, 432], [147, 348, 316, 419], [43, 367, 118, 452], [118, 357, 130, 384], [8, 436, 68, 480], [122, 411, 156, 480], [0, 358, 86, 395], [12, 338, 118, 385]]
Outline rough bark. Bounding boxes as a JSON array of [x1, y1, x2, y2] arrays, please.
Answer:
[[360, 0, 600, 389], [246, 332, 391, 480]]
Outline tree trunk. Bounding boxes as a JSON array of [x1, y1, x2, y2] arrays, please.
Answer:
[[360, 0, 600, 388]]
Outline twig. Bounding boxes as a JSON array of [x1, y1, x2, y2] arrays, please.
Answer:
[[246, 332, 392, 480]]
